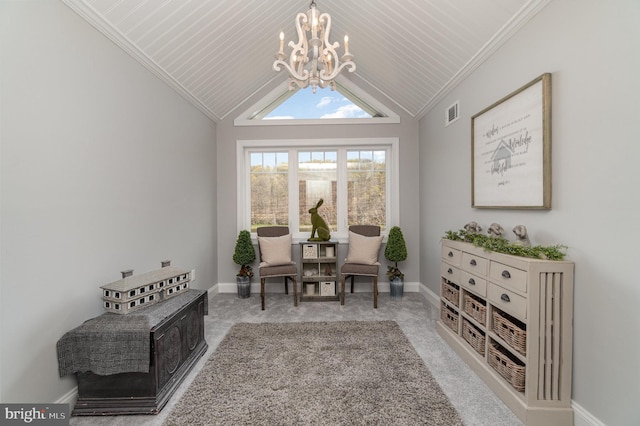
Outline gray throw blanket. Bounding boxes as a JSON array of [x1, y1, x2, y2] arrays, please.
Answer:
[[57, 289, 207, 377]]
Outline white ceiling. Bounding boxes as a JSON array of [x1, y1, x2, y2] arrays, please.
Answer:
[[62, 0, 549, 122]]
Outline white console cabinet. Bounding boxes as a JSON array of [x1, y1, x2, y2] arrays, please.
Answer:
[[437, 239, 574, 426]]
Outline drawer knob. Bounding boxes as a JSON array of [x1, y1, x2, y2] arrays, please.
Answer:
[[468, 278, 475, 285], [470, 259, 477, 266], [501, 270, 511, 279], [448, 251, 454, 257], [501, 293, 511, 302], [447, 268, 453, 274]]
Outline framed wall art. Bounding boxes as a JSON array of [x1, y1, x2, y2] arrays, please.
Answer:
[[471, 73, 552, 209]]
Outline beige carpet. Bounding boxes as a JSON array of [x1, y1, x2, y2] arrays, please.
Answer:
[[164, 320, 464, 425]]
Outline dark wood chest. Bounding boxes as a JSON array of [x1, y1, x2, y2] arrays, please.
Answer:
[[72, 290, 208, 415]]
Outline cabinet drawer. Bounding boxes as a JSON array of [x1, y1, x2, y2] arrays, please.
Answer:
[[441, 263, 460, 284], [460, 271, 487, 297], [488, 283, 527, 320], [461, 252, 489, 276], [441, 246, 461, 266], [489, 261, 527, 293]]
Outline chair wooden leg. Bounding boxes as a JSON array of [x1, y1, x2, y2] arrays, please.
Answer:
[[284, 277, 289, 295], [292, 276, 298, 307], [261, 278, 265, 310], [341, 276, 346, 305], [350, 276, 355, 293], [373, 277, 378, 309]]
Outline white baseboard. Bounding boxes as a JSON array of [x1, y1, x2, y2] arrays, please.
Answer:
[[572, 401, 605, 426], [419, 282, 440, 307], [217, 282, 241, 293], [217, 281, 421, 294], [55, 386, 77, 406]]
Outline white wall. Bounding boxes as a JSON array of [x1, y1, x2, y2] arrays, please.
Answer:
[[0, 1, 217, 402], [419, 0, 640, 424], [216, 74, 420, 291]]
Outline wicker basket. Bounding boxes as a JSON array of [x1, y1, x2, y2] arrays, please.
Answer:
[[488, 342, 526, 392], [492, 309, 527, 356], [462, 319, 485, 356], [441, 279, 460, 307], [440, 301, 459, 333], [463, 293, 487, 325]]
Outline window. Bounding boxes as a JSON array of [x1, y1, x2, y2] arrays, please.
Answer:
[[347, 150, 386, 226], [250, 152, 289, 227], [238, 138, 399, 239], [262, 86, 373, 120], [234, 78, 400, 126], [298, 151, 337, 233]]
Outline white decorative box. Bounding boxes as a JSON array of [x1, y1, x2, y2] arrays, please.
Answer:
[[303, 244, 318, 259], [305, 283, 316, 295], [320, 281, 335, 296], [100, 260, 190, 314]]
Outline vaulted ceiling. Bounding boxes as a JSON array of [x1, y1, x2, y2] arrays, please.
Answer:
[[62, 0, 548, 122]]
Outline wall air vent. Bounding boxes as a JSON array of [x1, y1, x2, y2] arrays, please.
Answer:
[[446, 101, 460, 126]]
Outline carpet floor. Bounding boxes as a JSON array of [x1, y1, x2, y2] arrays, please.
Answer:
[[163, 320, 464, 425], [69, 291, 522, 426]]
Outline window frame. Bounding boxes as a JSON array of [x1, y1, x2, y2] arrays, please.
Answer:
[[237, 138, 399, 242], [233, 78, 400, 126]]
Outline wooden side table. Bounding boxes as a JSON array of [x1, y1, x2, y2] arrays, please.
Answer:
[[299, 240, 339, 301]]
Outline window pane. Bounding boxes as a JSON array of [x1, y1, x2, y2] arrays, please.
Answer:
[[298, 151, 337, 233], [243, 142, 392, 237], [347, 150, 386, 229], [250, 152, 289, 232], [262, 86, 374, 120]]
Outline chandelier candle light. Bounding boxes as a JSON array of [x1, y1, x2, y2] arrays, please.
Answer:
[[274, 0, 355, 93]]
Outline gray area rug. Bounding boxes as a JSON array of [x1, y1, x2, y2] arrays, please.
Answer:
[[164, 320, 464, 425]]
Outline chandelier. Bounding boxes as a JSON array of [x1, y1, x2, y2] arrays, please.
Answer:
[[273, 0, 355, 93]]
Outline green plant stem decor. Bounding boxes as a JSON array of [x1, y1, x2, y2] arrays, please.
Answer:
[[233, 230, 256, 277], [443, 229, 567, 261]]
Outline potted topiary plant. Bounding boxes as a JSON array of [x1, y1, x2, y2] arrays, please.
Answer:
[[384, 226, 407, 299], [233, 229, 256, 299]]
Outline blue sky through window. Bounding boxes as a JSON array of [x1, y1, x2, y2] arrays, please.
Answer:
[[264, 86, 372, 120]]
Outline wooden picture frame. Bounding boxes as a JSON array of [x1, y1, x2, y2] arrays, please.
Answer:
[[471, 73, 551, 209]]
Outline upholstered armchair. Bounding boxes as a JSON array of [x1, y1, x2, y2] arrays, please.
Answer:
[[256, 226, 298, 310], [340, 225, 383, 308]]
